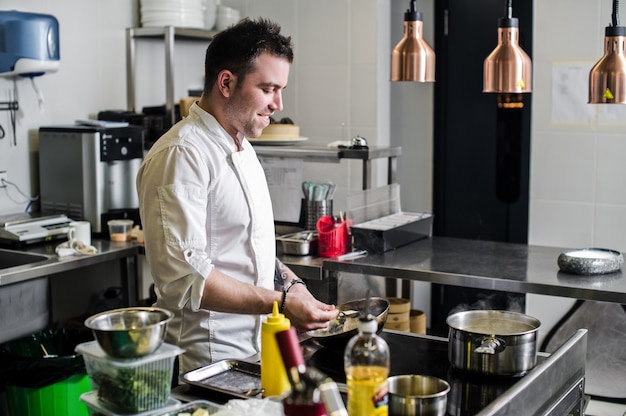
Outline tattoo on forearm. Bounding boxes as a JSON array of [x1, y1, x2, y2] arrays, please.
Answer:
[[274, 259, 289, 290]]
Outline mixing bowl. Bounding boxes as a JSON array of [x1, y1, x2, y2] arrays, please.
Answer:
[[84, 307, 173, 358]]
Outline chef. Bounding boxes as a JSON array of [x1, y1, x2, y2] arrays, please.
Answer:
[[136, 17, 337, 375]]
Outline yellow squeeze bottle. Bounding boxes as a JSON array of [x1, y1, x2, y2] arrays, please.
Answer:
[[261, 300, 291, 397]]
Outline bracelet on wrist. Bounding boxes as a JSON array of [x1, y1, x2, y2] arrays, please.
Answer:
[[279, 277, 306, 313]]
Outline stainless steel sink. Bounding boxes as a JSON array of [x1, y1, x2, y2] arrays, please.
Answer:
[[0, 248, 49, 269]]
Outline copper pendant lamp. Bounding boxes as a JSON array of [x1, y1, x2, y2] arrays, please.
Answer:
[[588, 0, 626, 104], [390, 0, 435, 82], [483, 0, 532, 93]]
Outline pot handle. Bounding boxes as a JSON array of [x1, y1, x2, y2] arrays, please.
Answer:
[[474, 336, 506, 355]]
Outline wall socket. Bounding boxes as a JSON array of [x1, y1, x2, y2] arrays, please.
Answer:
[[0, 171, 7, 188]]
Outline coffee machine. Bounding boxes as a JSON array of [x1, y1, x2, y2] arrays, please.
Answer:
[[38, 125, 144, 234]]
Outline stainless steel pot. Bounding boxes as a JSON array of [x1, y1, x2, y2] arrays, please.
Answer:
[[388, 375, 450, 416], [446, 310, 541, 376]]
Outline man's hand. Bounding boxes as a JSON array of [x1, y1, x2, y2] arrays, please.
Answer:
[[282, 284, 338, 330]]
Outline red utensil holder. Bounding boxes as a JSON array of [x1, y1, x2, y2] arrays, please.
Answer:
[[316, 216, 350, 257]]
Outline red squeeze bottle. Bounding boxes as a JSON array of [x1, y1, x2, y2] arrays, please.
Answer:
[[276, 327, 347, 416]]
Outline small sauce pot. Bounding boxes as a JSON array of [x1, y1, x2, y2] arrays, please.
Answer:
[[388, 375, 450, 416]]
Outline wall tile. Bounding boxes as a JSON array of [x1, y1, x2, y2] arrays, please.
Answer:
[[528, 200, 594, 247], [594, 205, 626, 251], [350, 65, 378, 132], [298, 65, 350, 131], [533, 0, 601, 60], [349, 0, 379, 65], [528, 61, 552, 133], [596, 133, 626, 205], [296, 0, 349, 66], [530, 131, 596, 202]]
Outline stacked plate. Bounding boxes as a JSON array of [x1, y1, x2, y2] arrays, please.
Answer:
[[141, 0, 205, 29]]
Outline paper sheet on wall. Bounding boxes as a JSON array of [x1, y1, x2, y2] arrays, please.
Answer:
[[551, 62, 626, 125], [551, 63, 595, 123], [259, 156, 303, 223]]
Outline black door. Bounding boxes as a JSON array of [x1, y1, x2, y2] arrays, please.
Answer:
[[430, 0, 532, 336]]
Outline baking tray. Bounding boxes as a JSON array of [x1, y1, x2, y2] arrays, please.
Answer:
[[180, 359, 262, 400]]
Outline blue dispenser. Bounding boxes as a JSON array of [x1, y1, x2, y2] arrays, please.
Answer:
[[0, 11, 60, 77]]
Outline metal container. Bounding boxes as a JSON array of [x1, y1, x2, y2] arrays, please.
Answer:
[[446, 310, 540, 376], [84, 307, 173, 358], [388, 375, 450, 416], [277, 231, 317, 256]]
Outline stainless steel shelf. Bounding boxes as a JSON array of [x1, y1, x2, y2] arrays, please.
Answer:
[[126, 26, 216, 126], [255, 144, 402, 190], [129, 27, 218, 40]]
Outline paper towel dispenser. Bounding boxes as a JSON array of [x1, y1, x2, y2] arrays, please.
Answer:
[[0, 10, 59, 77]]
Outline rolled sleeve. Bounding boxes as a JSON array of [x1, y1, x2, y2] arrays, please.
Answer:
[[184, 248, 214, 310], [154, 183, 212, 311]]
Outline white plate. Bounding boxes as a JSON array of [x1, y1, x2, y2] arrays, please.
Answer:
[[248, 137, 308, 146]]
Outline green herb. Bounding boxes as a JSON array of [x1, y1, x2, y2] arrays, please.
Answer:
[[92, 366, 170, 413]]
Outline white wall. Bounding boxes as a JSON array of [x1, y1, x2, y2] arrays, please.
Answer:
[[0, 1, 136, 214], [0, 0, 402, 218], [528, 1, 626, 341]]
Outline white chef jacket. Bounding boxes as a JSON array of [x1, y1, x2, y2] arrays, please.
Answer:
[[136, 103, 276, 374]]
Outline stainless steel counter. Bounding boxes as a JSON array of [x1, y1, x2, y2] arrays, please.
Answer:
[[0, 239, 141, 306], [280, 236, 626, 305]]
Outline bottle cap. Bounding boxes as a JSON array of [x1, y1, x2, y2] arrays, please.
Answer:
[[266, 300, 289, 325], [358, 316, 377, 333]]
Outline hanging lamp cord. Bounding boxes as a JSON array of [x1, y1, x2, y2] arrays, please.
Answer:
[[505, 0, 513, 19], [612, 0, 620, 27]]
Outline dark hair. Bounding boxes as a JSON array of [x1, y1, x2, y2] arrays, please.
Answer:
[[204, 17, 293, 93]]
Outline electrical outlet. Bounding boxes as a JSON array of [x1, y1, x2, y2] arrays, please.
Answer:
[[0, 171, 7, 188]]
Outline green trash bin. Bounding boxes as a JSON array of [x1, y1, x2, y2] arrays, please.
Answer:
[[0, 328, 94, 416]]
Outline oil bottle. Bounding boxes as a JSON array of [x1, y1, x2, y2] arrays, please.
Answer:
[[344, 315, 390, 416]]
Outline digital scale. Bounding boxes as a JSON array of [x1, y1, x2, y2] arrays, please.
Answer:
[[0, 213, 71, 246]]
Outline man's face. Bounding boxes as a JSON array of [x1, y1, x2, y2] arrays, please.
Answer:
[[223, 52, 290, 139]]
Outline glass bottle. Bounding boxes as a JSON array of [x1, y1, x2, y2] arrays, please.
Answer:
[[344, 316, 390, 416]]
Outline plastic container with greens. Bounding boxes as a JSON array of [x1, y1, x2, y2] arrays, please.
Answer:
[[75, 341, 183, 414]]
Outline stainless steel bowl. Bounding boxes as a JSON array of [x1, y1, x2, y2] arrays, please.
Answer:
[[84, 307, 173, 358]]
